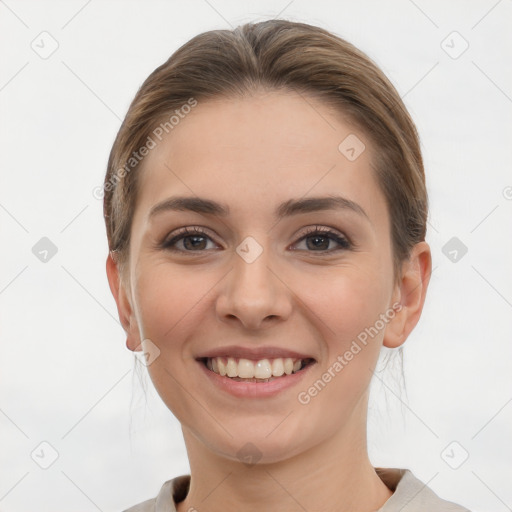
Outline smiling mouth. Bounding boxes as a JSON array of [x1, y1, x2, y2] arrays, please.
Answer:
[[198, 356, 316, 383]]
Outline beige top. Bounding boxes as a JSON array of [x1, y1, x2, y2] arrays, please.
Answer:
[[123, 467, 470, 511]]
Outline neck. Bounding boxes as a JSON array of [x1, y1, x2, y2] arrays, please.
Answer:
[[176, 410, 392, 512]]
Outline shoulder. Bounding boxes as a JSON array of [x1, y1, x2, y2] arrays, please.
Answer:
[[376, 468, 471, 512], [121, 475, 190, 512], [123, 497, 156, 512]]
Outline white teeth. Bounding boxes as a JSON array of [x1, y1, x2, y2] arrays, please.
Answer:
[[206, 356, 308, 379], [271, 358, 284, 376], [217, 358, 227, 376], [226, 357, 237, 377], [254, 359, 272, 379], [238, 358, 255, 378]]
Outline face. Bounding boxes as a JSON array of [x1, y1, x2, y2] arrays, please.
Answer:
[[112, 90, 421, 465]]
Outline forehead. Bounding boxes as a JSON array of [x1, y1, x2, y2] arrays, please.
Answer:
[[135, 90, 387, 224]]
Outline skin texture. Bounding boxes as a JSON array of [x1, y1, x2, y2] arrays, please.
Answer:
[[107, 90, 431, 511]]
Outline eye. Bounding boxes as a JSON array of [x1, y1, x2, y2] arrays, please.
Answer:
[[161, 226, 219, 252], [160, 225, 351, 254], [292, 225, 351, 253]]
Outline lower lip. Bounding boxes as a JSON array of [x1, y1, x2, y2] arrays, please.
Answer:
[[197, 360, 316, 398]]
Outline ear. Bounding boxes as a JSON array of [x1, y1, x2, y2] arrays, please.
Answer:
[[106, 252, 142, 352], [383, 241, 432, 348]]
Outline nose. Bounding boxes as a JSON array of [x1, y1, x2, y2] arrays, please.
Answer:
[[215, 244, 292, 331]]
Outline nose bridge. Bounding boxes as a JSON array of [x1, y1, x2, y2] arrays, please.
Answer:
[[236, 238, 273, 294], [216, 234, 291, 328]]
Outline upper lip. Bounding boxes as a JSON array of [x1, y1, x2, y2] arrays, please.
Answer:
[[197, 345, 316, 361]]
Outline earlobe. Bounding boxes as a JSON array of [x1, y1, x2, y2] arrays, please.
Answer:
[[383, 241, 432, 349], [106, 252, 142, 352]]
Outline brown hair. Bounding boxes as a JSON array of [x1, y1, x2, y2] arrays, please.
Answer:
[[104, 19, 428, 284]]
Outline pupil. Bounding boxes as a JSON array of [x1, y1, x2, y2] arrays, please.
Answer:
[[185, 236, 206, 250], [308, 235, 328, 250]]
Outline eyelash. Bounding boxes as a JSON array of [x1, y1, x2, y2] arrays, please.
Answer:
[[160, 225, 352, 255]]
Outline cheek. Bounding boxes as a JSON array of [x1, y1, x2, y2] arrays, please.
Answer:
[[132, 261, 216, 348], [131, 263, 217, 417], [300, 262, 390, 348], [295, 270, 388, 422]]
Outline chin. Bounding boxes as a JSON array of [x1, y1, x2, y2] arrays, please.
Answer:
[[202, 425, 313, 467]]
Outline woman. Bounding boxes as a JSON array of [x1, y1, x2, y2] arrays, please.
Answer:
[[103, 19, 470, 512]]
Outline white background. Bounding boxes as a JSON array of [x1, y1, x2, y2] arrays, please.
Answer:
[[0, 1, 511, 511]]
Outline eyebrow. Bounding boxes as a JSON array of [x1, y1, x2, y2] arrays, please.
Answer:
[[149, 195, 370, 221]]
